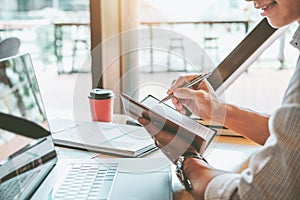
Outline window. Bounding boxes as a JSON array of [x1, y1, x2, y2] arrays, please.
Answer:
[[135, 0, 296, 114]]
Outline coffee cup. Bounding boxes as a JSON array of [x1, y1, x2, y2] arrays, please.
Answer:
[[89, 88, 115, 122]]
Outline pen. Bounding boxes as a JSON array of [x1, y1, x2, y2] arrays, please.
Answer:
[[159, 72, 212, 103]]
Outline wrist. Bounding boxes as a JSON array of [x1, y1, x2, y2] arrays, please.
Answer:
[[183, 157, 218, 200], [183, 155, 209, 177], [211, 101, 228, 124], [175, 152, 208, 191], [183, 152, 208, 164]]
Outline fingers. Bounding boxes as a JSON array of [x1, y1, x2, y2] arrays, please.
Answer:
[[172, 80, 210, 100], [138, 117, 199, 163], [168, 75, 198, 94], [138, 117, 161, 137], [168, 76, 211, 96], [167, 77, 186, 94], [137, 117, 149, 126], [172, 97, 186, 114], [138, 117, 190, 149], [173, 87, 197, 100], [196, 79, 214, 93]]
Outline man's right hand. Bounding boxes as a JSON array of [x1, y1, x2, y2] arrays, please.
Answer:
[[168, 75, 226, 123]]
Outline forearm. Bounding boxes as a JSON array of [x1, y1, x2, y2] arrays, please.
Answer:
[[222, 104, 270, 145], [183, 158, 242, 200], [183, 158, 224, 200]]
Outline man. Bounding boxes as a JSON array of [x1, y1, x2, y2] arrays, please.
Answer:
[[138, 0, 300, 199]]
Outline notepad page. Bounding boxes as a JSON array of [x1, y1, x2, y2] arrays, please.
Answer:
[[141, 96, 215, 146]]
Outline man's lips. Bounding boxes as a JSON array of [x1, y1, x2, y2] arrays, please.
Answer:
[[255, 1, 276, 9], [255, 1, 276, 16]]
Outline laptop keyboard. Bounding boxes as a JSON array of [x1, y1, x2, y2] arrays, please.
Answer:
[[0, 169, 40, 200], [54, 163, 118, 200]]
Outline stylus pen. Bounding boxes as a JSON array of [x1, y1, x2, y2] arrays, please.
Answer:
[[159, 72, 212, 103]]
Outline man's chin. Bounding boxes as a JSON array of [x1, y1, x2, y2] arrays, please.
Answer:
[[266, 17, 294, 29], [266, 18, 280, 28]]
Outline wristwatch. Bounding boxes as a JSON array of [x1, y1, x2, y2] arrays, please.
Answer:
[[175, 152, 207, 191]]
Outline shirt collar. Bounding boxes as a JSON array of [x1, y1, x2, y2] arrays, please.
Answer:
[[290, 25, 300, 51]]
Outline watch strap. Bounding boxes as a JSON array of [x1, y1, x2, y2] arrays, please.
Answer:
[[175, 152, 208, 191], [182, 151, 208, 164]]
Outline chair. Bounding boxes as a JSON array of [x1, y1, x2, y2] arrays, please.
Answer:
[[0, 37, 21, 59], [202, 24, 219, 63], [71, 25, 90, 73], [0, 37, 22, 115], [71, 38, 89, 72], [167, 38, 187, 72]]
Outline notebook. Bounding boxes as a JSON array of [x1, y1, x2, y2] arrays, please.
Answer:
[[50, 118, 157, 157], [121, 93, 217, 156], [0, 54, 173, 200]]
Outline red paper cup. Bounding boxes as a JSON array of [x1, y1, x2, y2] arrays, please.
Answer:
[[89, 89, 115, 122]]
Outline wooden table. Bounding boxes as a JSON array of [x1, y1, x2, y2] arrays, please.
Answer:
[[0, 115, 260, 200], [0, 134, 32, 161]]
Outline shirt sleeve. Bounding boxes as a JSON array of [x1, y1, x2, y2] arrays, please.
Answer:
[[205, 173, 241, 200], [204, 104, 300, 200], [205, 29, 300, 200]]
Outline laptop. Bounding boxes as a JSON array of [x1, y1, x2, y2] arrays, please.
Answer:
[[0, 54, 173, 200]]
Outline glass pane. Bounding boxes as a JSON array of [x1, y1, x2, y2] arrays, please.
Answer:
[[0, 0, 91, 119], [0, 0, 90, 74], [137, 0, 262, 102], [136, 0, 297, 114], [224, 24, 298, 114]]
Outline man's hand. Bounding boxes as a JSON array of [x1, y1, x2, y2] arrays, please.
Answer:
[[138, 116, 225, 200], [169, 76, 226, 123], [137, 117, 199, 163]]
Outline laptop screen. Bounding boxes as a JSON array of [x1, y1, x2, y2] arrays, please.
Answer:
[[0, 54, 57, 198]]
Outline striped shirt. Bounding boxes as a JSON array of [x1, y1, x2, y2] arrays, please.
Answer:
[[205, 25, 300, 200]]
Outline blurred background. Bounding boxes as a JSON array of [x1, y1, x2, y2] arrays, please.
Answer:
[[0, 0, 298, 120]]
